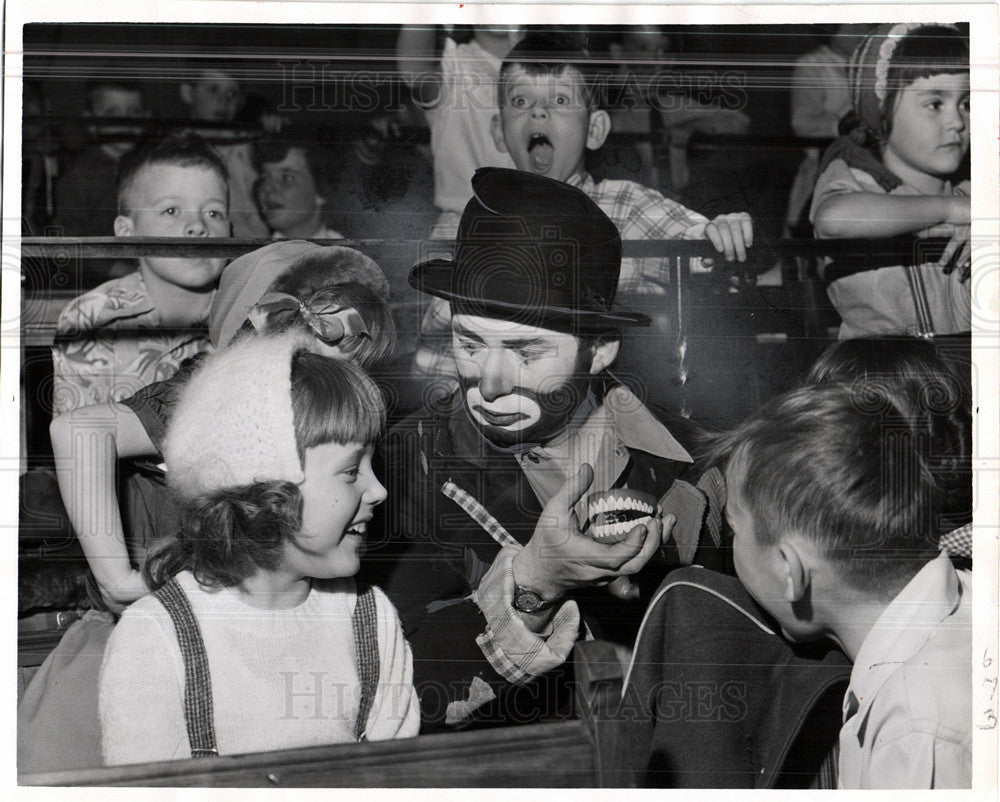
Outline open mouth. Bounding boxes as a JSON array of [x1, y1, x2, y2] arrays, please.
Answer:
[[527, 133, 554, 173], [586, 489, 656, 544], [344, 520, 368, 538]]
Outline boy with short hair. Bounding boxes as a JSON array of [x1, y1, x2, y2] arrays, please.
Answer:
[[52, 134, 230, 415], [414, 31, 755, 389], [179, 65, 270, 238], [721, 383, 971, 788], [493, 31, 753, 290], [53, 80, 147, 237]]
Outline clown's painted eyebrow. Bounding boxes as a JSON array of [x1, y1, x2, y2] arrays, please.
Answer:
[[453, 322, 554, 351]]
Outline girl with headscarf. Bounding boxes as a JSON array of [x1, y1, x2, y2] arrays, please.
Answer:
[[810, 24, 970, 338]]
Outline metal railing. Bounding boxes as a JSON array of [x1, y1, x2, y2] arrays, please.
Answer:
[[18, 234, 952, 279]]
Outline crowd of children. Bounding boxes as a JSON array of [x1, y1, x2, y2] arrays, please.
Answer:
[[18, 22, 977, 789]]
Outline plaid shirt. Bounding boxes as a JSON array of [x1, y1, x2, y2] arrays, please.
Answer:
[[413, 170, 709, 379], [474, 546, 581, 687], [565, 170, 708, 296], [939, 523, 973, 560]]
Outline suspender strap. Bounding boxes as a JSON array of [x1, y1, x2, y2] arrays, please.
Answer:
[[155, 578, 379, 749], [154, 578, 219, 757], [904, 264, 935, 336], [352, 585, 380, 741]]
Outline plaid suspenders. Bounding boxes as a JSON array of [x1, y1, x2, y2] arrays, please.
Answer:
[[351, 585, 380, 741], [153, 579, 219, 757], [153, 578, 381, 756]]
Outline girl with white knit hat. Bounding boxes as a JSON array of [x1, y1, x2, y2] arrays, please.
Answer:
[[99, 332, 420, 764], [21, 242, 396, 775]]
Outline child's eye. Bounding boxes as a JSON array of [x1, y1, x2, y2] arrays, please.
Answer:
[[511, 95, 530, 110], [342, 466, 360, 480], [162, 207, 178, 216], [458, 340, 483, 356], [554, 94, 570, 107], [206, 209, 228, 220]]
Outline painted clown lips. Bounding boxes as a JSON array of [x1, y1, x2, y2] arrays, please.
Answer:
[[586, 489, 657, 544], [466, 387, 541, 433]]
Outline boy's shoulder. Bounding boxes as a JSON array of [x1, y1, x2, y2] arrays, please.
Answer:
[[575, 173, 705, 232], [853, 557, 972, 739], [56, 271, 154, 333]]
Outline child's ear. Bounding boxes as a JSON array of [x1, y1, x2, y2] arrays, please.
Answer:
[[179, 83, 194, 106], [113, 215, 135, 237], [778, 536, 810, 603], [587, 336, 620, 374], [490, 113, 508, 154], [586, 110, 611, 151]]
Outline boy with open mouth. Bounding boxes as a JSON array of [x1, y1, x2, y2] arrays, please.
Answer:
[[411, 30, 757, 397]]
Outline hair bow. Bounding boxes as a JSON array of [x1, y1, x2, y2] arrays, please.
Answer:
[[248, 291, 370, 345]]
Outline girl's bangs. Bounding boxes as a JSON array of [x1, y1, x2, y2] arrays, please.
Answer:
[[289, 351, 386, 457]]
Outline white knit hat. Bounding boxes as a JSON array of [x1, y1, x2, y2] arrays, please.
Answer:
[[163, 331, 310, 499]]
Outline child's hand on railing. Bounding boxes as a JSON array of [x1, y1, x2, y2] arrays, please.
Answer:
[[701, 212, 754, 262], [917, 219, 972, 280], [258, 114, 290, 134]]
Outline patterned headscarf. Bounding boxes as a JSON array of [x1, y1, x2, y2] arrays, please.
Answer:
[[819, 23, 966, 191], [849, 22, 964, 141], [209, 240, 389, 349]]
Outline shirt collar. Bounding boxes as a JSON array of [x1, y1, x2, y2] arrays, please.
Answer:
[[94, 270, 157, 325], [846, 552, 964, 714], [565, 170, 595, 193], [600, 385, 693, 464]]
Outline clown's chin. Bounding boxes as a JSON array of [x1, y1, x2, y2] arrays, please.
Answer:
[[466, 390, 542, 444]]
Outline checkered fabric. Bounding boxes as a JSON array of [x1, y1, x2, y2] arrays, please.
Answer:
[[939, 523, 973, 560], [352, 585, 380, 741], [441, 479, 520, 549], [474, 546, 581, 686]]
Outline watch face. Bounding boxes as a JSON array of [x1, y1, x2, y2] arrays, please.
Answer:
[[514, 589, 542, 613]]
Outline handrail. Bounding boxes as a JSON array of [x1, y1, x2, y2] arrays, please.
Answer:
[[22, 116, 836, 153], [18, 236, 952, 282], [23, 116, 835, 146]]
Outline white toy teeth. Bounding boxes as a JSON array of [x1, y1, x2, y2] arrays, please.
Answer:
[[585, 489, 658, 545]]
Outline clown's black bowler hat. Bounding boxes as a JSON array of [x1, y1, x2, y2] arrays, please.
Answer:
[[409, 168, 651, 333]]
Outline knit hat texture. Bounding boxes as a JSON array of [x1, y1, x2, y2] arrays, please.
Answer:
[[164, 331, 309, 499], [848, 22, 961, 141], [210, 241, 390, 349]]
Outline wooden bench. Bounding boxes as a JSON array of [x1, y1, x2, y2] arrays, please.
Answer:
[[20, 641, 630, 788], [22, 721, 601, 787]]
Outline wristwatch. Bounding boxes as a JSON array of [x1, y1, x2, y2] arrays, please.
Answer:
[[512, 585, 561, 614]]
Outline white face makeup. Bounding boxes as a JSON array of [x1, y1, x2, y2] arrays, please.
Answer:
[[452, 313, 594, 445]]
